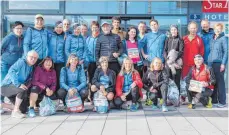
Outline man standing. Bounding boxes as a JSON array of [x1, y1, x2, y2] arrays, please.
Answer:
[[111, 16, 126, 41], [95, 22, 123, 74], [198, 19, 214, 64]]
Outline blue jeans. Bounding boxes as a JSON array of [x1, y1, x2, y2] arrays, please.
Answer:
[[211, 63, 226, 105]]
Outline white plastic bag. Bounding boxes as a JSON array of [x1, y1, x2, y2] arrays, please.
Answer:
[[39, 96, 56, 116], [167, 79, 179, 106]]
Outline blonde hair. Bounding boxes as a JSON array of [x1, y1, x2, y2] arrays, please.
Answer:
[[150, 57, 163, 71], [214, 23, 224, 30], [66, 54, 79, 67], [119, 57, 137, 76], [99, 56, 109, 65]]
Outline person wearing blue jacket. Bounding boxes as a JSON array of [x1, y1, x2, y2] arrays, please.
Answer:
[[1, 21, 25, 113], [208, 23, 228, 108], [1, 50, 38, 118], [139, 19, 166, 66], [57, 54, 88, 111], [85, 21, 100, 83], [48, 21, 65, 90], [65, 23, 86, 65], [198, 19, 214, 64], [23, 14, 49, 63], [62, 19, 72, 40]]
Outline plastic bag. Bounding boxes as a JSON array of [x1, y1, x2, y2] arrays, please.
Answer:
[[39, 96, 56, 116], [167, 79, 179, 106], [65, 92, 84, 113], [180, 79, 187, 97], [93, 91, 108, 113]]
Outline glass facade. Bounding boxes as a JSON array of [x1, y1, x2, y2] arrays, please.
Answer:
[[9, 1, 59, 10]]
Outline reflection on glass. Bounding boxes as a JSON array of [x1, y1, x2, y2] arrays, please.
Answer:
[[154, 16, 187, 36], [3, 15, 63, 37], [126, 19, 151, 32], [9, 1, 59, 10], [127, 1, 187, 14], [66, 1, 125, 14]]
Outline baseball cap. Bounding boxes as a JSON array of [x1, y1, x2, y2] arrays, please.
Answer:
[[101, 21, 110, 27], [35, 14, 44, 19]]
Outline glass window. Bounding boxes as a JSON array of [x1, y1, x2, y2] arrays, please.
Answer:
[[66, 16, 98, 33], [66, 1, 125, 14], [127, 1, 187, 14], [126, 19, 151, 32], [3, 15, 63, 37], [8, 1, 59, 10], [154, 16, 188, 36]]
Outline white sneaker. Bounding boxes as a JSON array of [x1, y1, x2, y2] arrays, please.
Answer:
[[11, 111, 26, 119]]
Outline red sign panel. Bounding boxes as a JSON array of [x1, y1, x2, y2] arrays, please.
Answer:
[[202, 0, 228, 12]]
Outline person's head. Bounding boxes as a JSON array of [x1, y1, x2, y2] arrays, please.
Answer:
[[66, 54, 79, 68], [99, 56, 109, 71], [81, 24, 88, 36], [149, 19, 159, 32], [101, 22, 111, 34], [194, 54, 204, 68], [126, 26, 138, 41], [63, 19, 71, 32], [201, 19, 210, 32], [138, 21, 146, 34], [90, 21, 100, 35], [54, 21, 63, 34], [73, 23, 81, 36], [12, 21, 24, 37], [150, 57, 163, 71], [188, 21, 198, 35], [39, 57, 54, 71], [34, 14, 44, 29], [26, 50, 39, 66], [112, 16, 121, 29], [214, 23, 224, 36], [170, 24, 179, 37], [120, 57, 135, 75]]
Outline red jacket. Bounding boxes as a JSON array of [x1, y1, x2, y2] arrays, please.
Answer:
[[188, 64, 215, 90], [32, 66, 57, 91], [116, 71, 143, 98], [183, 35, 204, 66]]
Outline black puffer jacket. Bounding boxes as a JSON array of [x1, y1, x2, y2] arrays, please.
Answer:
[[92, 68, 116, 91], [142, 69, 169, 90], [95, 33, 123, 65], [163, 35, 184, 60]]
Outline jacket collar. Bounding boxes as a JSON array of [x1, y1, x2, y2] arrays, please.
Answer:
[[201, 28, 214, 34], [214, 32, 225, 40]]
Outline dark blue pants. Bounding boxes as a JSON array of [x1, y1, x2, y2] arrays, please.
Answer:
[[211, 63, 226, 105]]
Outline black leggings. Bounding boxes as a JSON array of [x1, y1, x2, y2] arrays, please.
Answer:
[[114, 86, 140, 108], [188, 88, 213, 106], [1, 85, 28, 113], [108, 62, 120, 75], [57, 88, 89, 106], [54, 63, 65, 90], [146, 84, 168, 105], [88, 62, 97, 83], [165, 63, 181, 93]]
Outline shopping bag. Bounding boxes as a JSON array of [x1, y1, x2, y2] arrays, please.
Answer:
[[188, 80, 203, 93], [93, 91, 108, 113], [167, 79, 179, 106], [39, 96, 56, 116], [180, 79, 187, 97], [65, 92, 84, 113]]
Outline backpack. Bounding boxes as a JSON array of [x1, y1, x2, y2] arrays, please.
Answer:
[[93, 91, 108, 113]]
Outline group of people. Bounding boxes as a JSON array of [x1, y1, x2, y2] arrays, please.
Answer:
[[0, 14, 228, 119]]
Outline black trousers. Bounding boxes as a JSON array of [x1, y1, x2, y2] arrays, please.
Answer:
[[1, 85, 28, 113], [146, 84, 168, 105], [134, 64, 143, 78], [88, 62, 97, 83], [211, 63, 226, 105], [165, 63, 181, 93], [114, 86, 140, 108], [187, 88, 213, 106], [56, 88, 89, 106], [108, 62, 120, 75], [54, 63, 65, 90]]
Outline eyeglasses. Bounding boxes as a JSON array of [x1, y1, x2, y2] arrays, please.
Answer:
[[28, 55, 38, 60]]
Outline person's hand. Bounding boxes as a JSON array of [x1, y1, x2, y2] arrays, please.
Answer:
[[150, 88, 157, 93], [201, 81, 209, 87], [143, 54, 149, 60], [130, 82, 136, 89], [220, 64, 225, 72], [113, 52, 119, 58], [100, 85, 105, 92], [121, 94, 126, 101], [69, 88, 76, 97], [19, 84, 28, 90]]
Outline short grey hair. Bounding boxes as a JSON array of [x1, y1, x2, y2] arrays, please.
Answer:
[[99, 56, 109, 64], [27, 50, 38, 58]]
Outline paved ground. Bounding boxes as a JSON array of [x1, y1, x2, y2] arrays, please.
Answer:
[[1, 101, 228, 135]]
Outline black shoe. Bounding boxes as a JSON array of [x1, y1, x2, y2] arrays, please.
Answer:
[[192, 104, 196, 109]]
